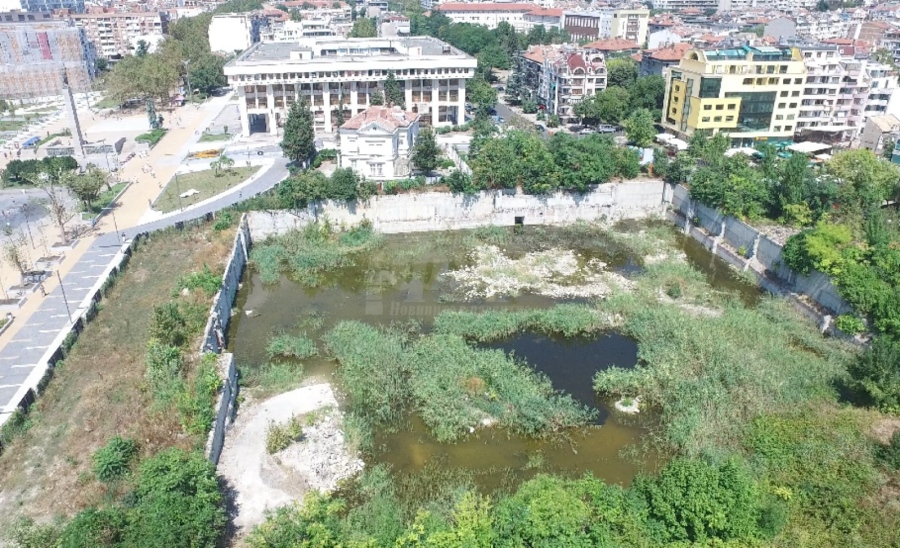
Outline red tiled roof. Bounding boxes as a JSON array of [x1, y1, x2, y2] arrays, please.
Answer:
[[648, 42, 690, 61], [341, 106, 419, 131], [583, 38, 639, 51], [522, 47, 546, 64], [527, 7, 563, 17], [437, 3, 539, 12], [567, 53, 587, 70]]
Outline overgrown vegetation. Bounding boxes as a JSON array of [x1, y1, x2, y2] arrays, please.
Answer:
[[0, 223, 234, 543], [249, 219, 382, 285], [324, 321, 594, 442]]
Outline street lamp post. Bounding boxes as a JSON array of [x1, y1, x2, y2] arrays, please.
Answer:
[[21, 204, 35, 249], [56, 270, 72, 323], [174, 171, 184, 211], [103, 203, 120, 242], [183, 60, 192, 107]]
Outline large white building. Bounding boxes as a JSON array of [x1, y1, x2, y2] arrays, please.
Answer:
[[434, 3, 540, 31], [223, 36, 478, 136], [338, 106, 419, 180], [208, 13, 265, 54], [261, 18, 336, 41]]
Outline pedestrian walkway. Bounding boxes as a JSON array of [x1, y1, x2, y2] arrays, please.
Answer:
[[0, 121, 289, 425]]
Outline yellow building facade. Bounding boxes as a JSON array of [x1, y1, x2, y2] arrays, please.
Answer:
[[661, 46, 807, 147]]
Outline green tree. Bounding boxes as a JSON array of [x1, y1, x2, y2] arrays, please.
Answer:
[[848, 335, 900, 410], [135, 39, 150, 58], [827, 149, 900, 218], [280, 100, 316, 166], [574, 86, 630, 125], [62, 166, 107, 210], [470, 135, 518, 189], [629, 75, 666, 111], [290, 8, 301, 21], [350, 17, 376, 38], [188, 53, 227, 96], [466, 75, 498, 117], [874, 48, 897, 68], [622, 108, 656, 147], [384, 71, 405, 108], [606, 58, 638, 88], [370, 91, 385, 106], [412, 127, 441, 173]]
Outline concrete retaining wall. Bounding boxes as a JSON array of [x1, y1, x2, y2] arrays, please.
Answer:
[[669, 184, 853, 323], [206, 353, 237, 465], [247, 180, 668, 239]]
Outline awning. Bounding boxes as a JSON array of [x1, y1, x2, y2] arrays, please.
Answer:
[[669, 138, 688, 150], [724, 147, 757, 157], [800, 125, 853, 132], [787, 141, 832, 154], [655, 133, 674, 143]]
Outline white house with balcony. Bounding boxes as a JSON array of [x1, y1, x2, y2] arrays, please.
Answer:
[[338, 106, 420, 180]]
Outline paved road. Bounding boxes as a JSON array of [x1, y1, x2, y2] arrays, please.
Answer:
[[0, 158, 289, 422]]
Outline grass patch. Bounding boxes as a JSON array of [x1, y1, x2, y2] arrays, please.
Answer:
[[324, 321, 595, 442], [93, 97, 120, 109], [266, 416, 305, 454], [154, 166, 258, 213], [434, 303, 610, 342], [198, 132, 232, 143], [36, 130, 69, 146], [0, 222, 235, 523], [0, 120, 25, 131], [81, 182, 128, 214], [250, 220, 383, 286], [135, 128, 167, 146]]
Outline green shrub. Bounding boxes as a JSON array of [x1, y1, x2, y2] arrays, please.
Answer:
[[174, 264, 222, 297], [212, 209, 235, 231], [781, 222, 853, 276], [876, 431, 900, 470], [134, 128, 167, 146], [266, 416, 305, 454], [439, 158, 456, 169], [241, 361, 304, 395], [444, 170, 476, 194], [92, 435, 138, 482], [56, 507, 127, 547], [176, 353, 221, 436], [266, 331, 317, 360], [847, 335, 900, 411], [0, 408, 32, 451], [834, 314, 865, 335], [123, 448, 225, 547], [149, 302, 186, 347], [145, 339, 183, 404]]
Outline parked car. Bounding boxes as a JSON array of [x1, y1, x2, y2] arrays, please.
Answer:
[[491, 115, 505, 124], [578, 128, 594, 135], [496, 85, 505, 92], [596, 124, 618, 133]]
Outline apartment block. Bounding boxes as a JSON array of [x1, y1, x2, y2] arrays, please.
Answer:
[[520, 44, 607, 121], [661, 46, 807, 147], [223, 36, 477, 135], [794, 44, 900, 145], [60, 9, 168, 58], [648, 0, 717, 12], [562, 8, 650, 45], [0, 19, 94, 99], [261, 18, 336, 40]]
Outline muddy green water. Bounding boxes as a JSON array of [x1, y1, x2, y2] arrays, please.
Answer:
[[228, 224, 760, 489]]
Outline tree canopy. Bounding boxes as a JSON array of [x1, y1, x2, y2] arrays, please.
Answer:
[[280, 100, 316, 166]]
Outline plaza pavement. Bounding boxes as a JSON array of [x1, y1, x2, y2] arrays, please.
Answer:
[[0, 95, 289, 425]]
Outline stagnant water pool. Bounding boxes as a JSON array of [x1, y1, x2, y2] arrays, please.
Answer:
[[228, 223, 760, 488]]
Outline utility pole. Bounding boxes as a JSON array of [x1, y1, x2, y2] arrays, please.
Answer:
[[183, 60, 192, 107], [174, 171, 184, 211], [56, 270, 72, 323]]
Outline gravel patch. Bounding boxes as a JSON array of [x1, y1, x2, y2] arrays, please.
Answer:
[[217, 383, 362, 534]]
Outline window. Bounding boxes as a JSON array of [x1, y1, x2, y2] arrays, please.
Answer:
[[783, 78, 791, 84], [774, 126, 781, 131], [701, 116, 710, 122], [369, 163, 383, 176], [784, 125, 793, 131], [743, 78, 753, 85], [726, 116, 734, 121], [727, 104, 736, 110], [787, 114, 795, 120], [791, 91, 800, 97], [715, 104, 724, 110], [778, 103, 786, 108], [703, 104, 712, 110], [789, 103, 797, 108], [776, 114, 783, 120], [699, 77, 722, 98], [713, 116, 722, 122], [794, 78, 802, 84], [769, 78, 778, 85], [780, 91, 788, 97], [779, 65, 788, 74]]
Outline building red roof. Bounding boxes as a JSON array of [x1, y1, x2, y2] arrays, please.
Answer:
[[436, 2, 539, 12], [527, 7, 563, 17], [648, 42, 690, 61], [341, 106, 419, 131], [583, 38, 640, 52]]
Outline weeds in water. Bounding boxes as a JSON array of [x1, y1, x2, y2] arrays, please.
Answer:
[[325, 322, 595, 442], [434, 304, 610, 342], [250, 221, 383, 286], [266, 331, 317, 360], [241, 361, 305, 396]]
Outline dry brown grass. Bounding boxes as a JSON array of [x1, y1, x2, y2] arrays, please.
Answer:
[[0, 222, 235, 526]]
